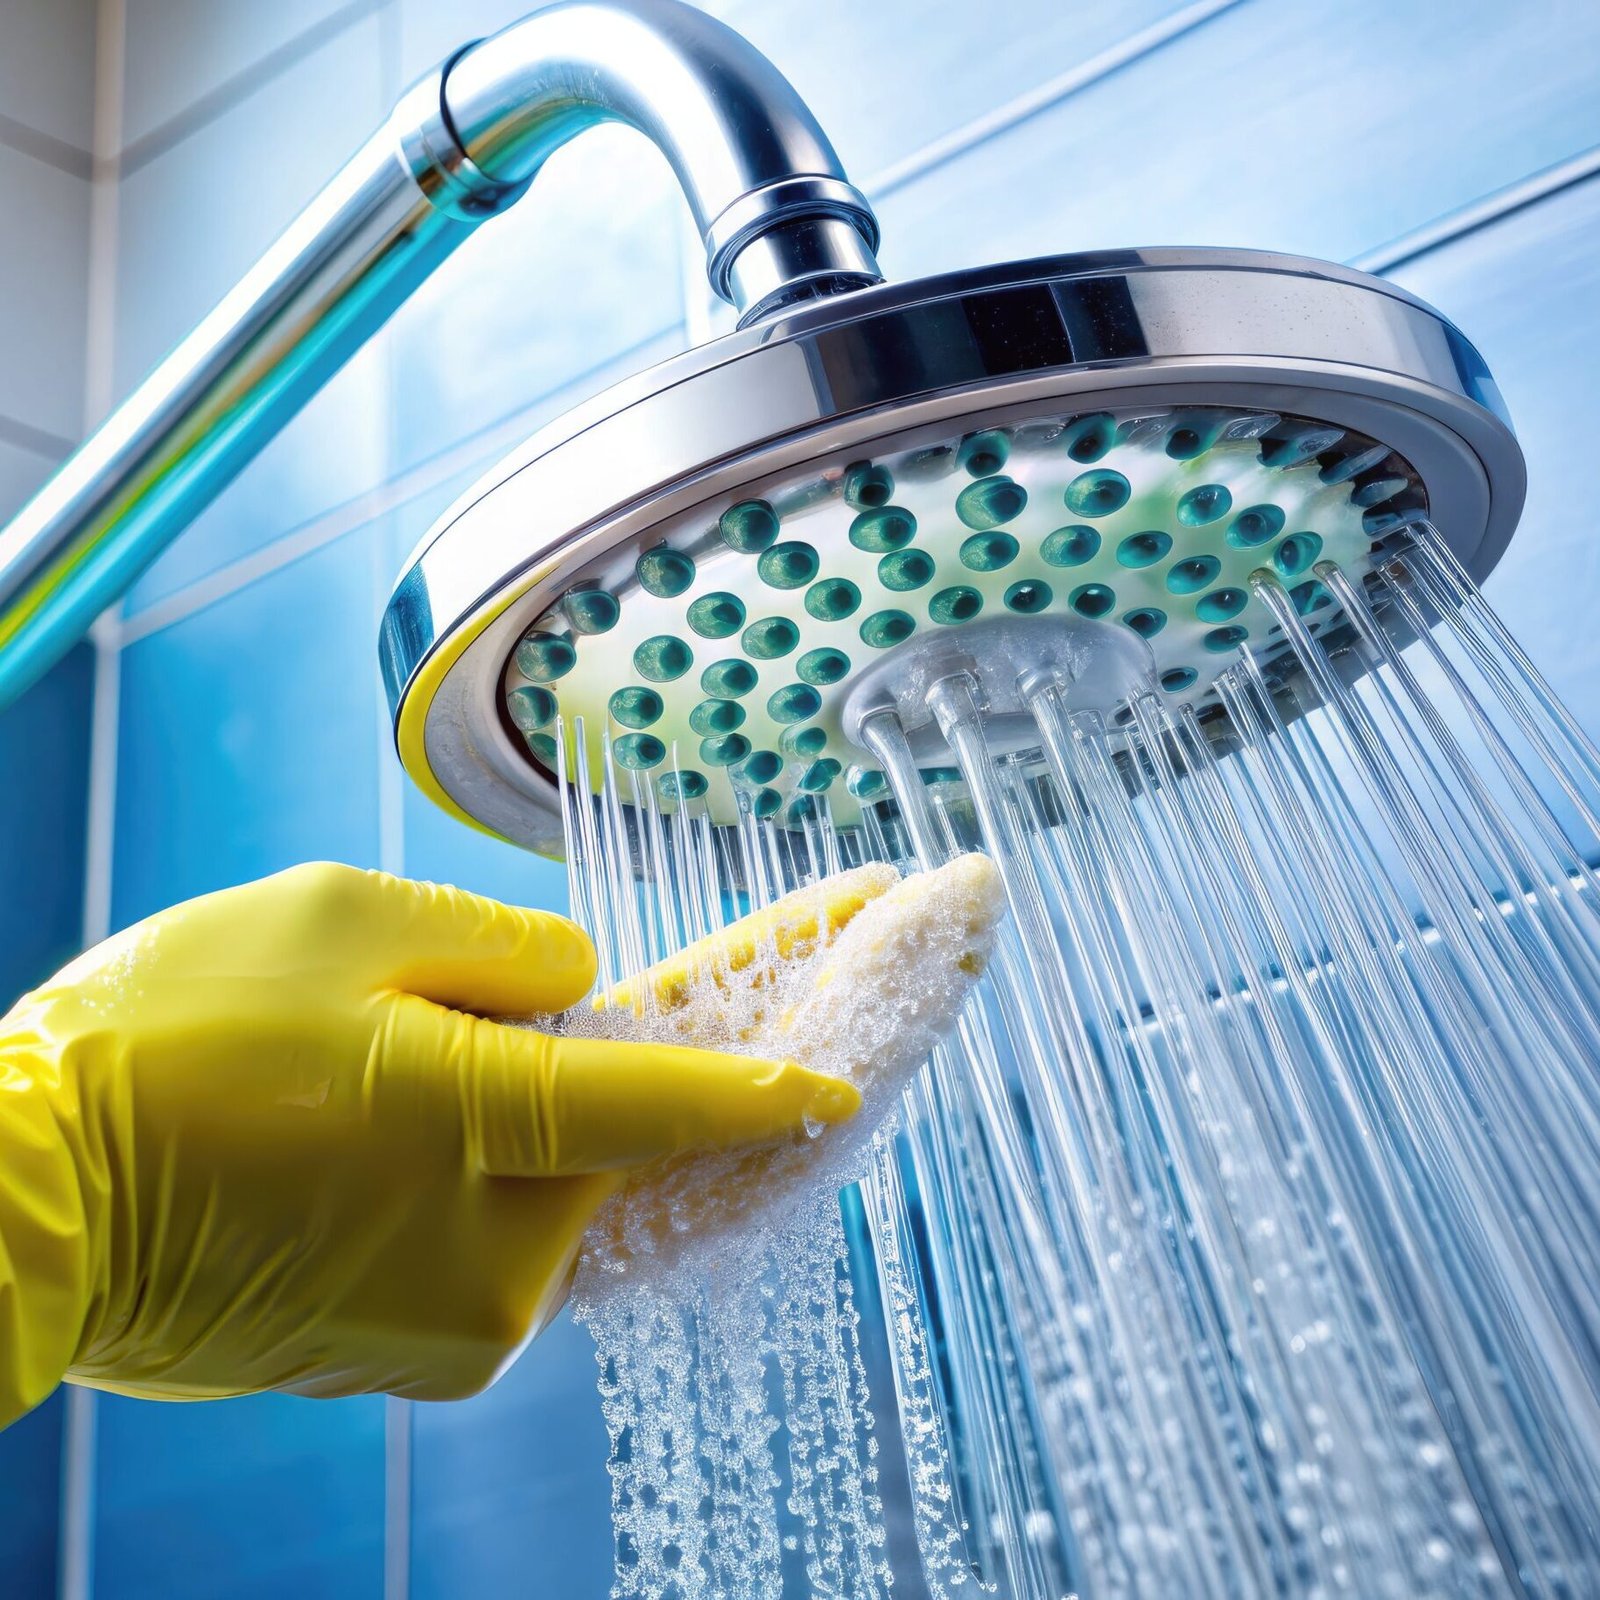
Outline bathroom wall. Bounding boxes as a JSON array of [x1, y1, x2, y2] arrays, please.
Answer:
[[0, 2, 100, 1593], [4, 0, 1600, 1594]]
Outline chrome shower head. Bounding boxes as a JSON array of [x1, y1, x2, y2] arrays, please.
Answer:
[[381, 249, 1523, 855]]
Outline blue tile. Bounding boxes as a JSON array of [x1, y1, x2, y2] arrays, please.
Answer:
[[113, 529, 384, 929], [1391, 175, 1600, 741], [0, 143, 90, 443], [718, 0, 1198, 182], [121, 0, 370, 149], [0, 641, 92, 1009], [386, 122, 688, 475], [410, 1310, 613, 1599], [0, 0, 97, 151], [116, 12, 391, 613], [401, 780, 571, 912], [0, 1390, 64, 1598], [93, 1392, 385, 1600], [874, 0, 1600, 281]]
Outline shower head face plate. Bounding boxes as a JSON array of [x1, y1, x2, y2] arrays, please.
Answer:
[[499, 403, 1406, 825], [381, 248, 1524, 855]]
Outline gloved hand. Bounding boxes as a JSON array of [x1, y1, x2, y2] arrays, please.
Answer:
[[0, 862, 867, 1425]]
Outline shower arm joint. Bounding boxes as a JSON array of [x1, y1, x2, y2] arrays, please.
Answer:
[[417, 1, 883, 320]]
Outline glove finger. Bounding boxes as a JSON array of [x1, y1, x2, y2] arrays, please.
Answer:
[[361, 873, 597, 1015], [601, 862, 899, 1014], [401, 999, 861, 1176]]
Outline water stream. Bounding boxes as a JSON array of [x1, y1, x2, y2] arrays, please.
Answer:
[[556, 521, 1600, 1598]]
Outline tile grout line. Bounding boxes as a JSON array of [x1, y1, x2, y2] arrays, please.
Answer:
[[0, 412, 75, 461], [59, 0, 127, 1595], [0, 109, 94, 180], [860, 0, 1248, 201], [1353, 143, 1600, 276], [118, 0, 382, 176]]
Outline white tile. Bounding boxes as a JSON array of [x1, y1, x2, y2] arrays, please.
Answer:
[[0, 435, 58, 522], [121, 0, 368, 149], [0, 143, 90, 441], [0, 0, 97, 153]]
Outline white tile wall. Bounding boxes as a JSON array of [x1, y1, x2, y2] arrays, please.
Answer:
[[0, 0, 98, 152], [0, 141, 91, 443], [0, 436, 57, 521], [120, 0, 371, 149]]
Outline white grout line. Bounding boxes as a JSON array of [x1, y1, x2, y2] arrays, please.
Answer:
[[383, 1396, 413, 1600], [860, 0, 1248, 201], [57, 1389, 98, 1600], [60, 3, 126, 1590], [1353, 142, 1600, 276], [79, 613, 122, 956]]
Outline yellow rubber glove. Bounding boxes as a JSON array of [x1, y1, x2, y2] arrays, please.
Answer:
[[0, 862, 865, 1427]]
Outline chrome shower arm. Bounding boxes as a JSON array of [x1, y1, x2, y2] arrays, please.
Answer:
[[0, 0, 881, 710], [441, 2, 881, 315]]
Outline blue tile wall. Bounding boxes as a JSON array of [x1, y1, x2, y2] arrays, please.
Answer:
[[383, 124, 690, 475], [0, 642, 93, 1007], [0, 1391, 65, 1599], [717, 0, 1199, 180], [0, 642, 88, 1600], [408, 1312, 614, 1599], [91, 1392, 386, 1600], [1391, 175, 1600, 735], [112, 527, 386, 927], [5, 0, 1597, 1594]]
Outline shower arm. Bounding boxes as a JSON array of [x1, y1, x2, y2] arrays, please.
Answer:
[[0, 0, 881, 708]]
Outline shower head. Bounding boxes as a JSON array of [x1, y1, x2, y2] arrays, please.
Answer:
[[381, 248, 1523, 855]]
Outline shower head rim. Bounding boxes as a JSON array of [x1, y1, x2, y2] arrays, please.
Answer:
[[384, 247, 1514, 610], [381, 246, 1525, 855]]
